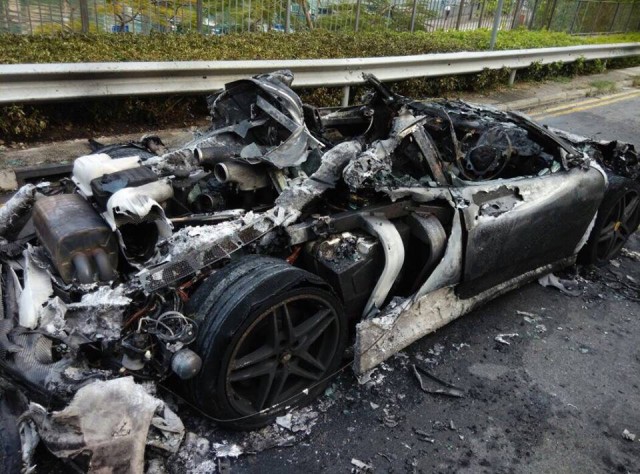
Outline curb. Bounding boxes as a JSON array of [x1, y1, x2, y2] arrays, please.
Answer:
[[497, 79, 634, 112]]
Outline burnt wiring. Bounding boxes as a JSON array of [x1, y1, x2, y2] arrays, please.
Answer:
[[139, 311, 198, 346]]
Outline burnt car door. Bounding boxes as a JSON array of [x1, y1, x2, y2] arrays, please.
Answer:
[[452, 117, 606, 298]]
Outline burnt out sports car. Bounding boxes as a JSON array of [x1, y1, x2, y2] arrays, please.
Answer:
[[0, 70, 639, 472]]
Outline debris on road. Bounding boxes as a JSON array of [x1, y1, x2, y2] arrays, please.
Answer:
[[621, 248, 640, 261], [30, 377, 184, 473], [382, 413, 400, 428], [599, 269, 640, 302], [414, 429, 436, 443], [412, 364, 465, 398], [495, 333, 519, 345], [351, 458, 373, 471], [622, 429, 636, 441], [275, 408, 319, 434], [213, 442, 243, 458], [538, 273, 582, 296], [534, 323, 547, 334]]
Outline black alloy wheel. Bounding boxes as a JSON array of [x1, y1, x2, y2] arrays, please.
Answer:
[[226, 294, 340, 415], [579, 175, 640, 265], [186, 256, 347, 430], [596, 188, 640, 261]]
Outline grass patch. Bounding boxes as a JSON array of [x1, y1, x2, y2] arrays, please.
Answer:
[[632, 76, 640, 87], [589, 79, 618, 95]]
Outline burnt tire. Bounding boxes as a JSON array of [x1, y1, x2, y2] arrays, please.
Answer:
[[0, 381, 27, 474], [186, 255, 347, 430], [579, 175, 640, 265]]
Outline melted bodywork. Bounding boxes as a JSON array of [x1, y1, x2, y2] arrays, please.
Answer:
[[1, 71, 638, 472]]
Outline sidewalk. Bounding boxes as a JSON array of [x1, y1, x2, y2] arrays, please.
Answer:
[[460, 66, 640, 111], [1, 66, 639, 191]]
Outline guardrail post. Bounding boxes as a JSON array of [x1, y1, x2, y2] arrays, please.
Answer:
[[355, 0, 362, 31], [489, 0, 505, 50], [286, 0, 291, 32], [79, 0, 90, 33], [410, 0, 419, 32], [508, 69, 516, 85], [342, 85, 350, 106], [455, 0, 465, 29], [196, 0, 203, 33]]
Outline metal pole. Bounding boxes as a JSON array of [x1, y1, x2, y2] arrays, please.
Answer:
[[79, 0, 90, 32], [342, 85, 350, 106], [286, 0, 291, 32], [546, 0, 558, 30], [410, 0, 419, 31], [489, 0, 505, 49], [355, 0, 361, 31], [609, 2, 619, 33], [508, 69, 516, 85], [455, 0, 465, 29], [196, 0, 203, 32]]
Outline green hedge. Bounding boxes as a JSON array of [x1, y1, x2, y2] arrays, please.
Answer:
[[1, 29, 639, 143], [2, 29, 640, 63]]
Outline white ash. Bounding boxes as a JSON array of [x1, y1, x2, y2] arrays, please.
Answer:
[[274, 407, 319, 434], [159, 220, 242, 262], [73, 285, 132, 307], [212, 442, 243, 458]]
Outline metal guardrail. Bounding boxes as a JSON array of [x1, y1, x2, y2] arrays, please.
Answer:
[[1, 43, 639, 105]]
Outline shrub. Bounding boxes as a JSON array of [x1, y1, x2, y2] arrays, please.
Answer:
[[1, 29, 639, 142]]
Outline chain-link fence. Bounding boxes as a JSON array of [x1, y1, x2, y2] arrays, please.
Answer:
[[1, 0, 639, 35]]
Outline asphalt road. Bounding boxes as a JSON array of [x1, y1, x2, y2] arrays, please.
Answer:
[[201, 94, 640, 474], [530, 90, 640, 147], [33, 93, 640, 473]]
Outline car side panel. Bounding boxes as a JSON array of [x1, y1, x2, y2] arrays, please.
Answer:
[[456, 166, 605, 298]]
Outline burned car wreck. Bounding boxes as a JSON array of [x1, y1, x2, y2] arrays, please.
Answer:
[[1, 70, 639, 472]]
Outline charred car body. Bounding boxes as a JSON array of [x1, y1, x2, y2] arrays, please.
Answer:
[[0, 71, 639, 472]]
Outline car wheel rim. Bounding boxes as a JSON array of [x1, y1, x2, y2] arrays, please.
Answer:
[[596, 189, 640, 262], [225, 294, 340, 415]]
